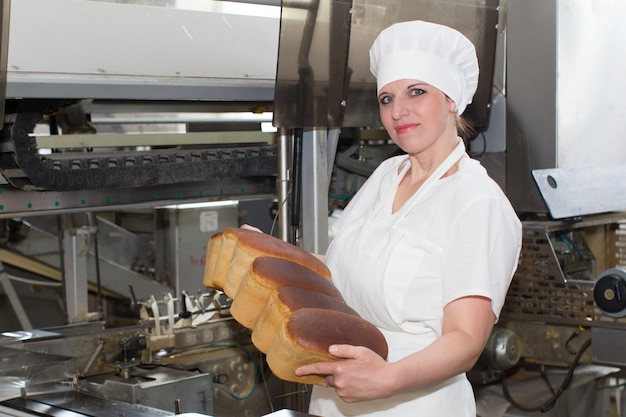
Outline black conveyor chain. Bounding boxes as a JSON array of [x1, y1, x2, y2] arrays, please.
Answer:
[[0, 100, 277, 191]]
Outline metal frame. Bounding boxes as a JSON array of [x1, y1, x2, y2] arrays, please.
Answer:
[[0, 260, 33, 330], [0, 0, 9, 125], [0, 177, 276, 219], [506, 0, 626, 214], [301, 128, 339, 254], [5, 0, 279, 101]]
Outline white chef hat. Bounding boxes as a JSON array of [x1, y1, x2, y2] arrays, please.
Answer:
[[369, 20, 479, 115]]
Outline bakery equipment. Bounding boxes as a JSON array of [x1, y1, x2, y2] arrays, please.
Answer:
[[1, 0, 625, 415], [0, 294, 276, 417]]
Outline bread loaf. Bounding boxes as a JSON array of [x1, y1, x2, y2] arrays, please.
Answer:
[[266, 308, 389, 385], [202, 231, 223, 288], [252, 286, 358, 353], [202, 228, 388, 386], [205, 228, 257, 290], [222, 229, 331, 297], [230, 257, 343, 330]]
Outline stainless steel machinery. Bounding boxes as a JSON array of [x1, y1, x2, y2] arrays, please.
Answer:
[[469, 1, 626, 415], [0, 1, 302, 415], [3, 0, 626, 416]]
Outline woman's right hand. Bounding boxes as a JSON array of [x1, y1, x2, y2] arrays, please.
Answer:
[[295, 344, 395, 403]]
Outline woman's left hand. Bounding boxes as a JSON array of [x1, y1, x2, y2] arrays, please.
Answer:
[[295, 344, 394, 402]]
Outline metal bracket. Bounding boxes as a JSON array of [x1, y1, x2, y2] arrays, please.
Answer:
[[533, 164, 626, 219]]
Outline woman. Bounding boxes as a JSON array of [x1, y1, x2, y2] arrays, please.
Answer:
[[294, 20, 522, 416]]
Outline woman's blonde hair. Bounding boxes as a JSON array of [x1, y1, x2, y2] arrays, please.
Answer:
[[456, 114, 476, 143]]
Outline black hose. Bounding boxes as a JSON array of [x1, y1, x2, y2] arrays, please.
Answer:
[[335, 152, 379, 178], [290, 128, 303, 229], [500, 338, 592, 413]]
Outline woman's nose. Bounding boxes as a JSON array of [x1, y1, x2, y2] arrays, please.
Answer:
[[391, 98, 409, 120]]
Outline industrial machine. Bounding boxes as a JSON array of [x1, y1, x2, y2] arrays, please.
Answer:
[[0, 1, 311, 415], [469, 1, 626, 415], [2, 0, 626, 416]]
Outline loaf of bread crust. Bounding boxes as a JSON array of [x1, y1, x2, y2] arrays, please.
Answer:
[[205, 228, 257, 290], [203, 231, 223, 288], [266, 308, 389, 385], [222, 229, 331, 297], [230, 257, 343, 330], [252, 286, 358, 354], [203, 229, 388, 386]]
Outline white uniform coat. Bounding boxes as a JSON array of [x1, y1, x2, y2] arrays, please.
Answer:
[[309, 140, 522, 417]]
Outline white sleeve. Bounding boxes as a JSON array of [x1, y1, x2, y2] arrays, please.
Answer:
[[442, 193, 522, 319]]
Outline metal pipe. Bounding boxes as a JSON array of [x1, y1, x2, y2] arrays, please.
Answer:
[[0, 0, 10, 127], [0, 260, 33, 330], [81, 339, 105, 376], [276, 128, 291, 242], [87, 212, 103, 318]]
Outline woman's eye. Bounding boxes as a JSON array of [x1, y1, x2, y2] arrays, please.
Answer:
[[409, 88, 425, 96], [379, 95, 393, 105]]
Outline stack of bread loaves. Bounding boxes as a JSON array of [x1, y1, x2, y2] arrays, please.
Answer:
[[203, 227, 388, 385]]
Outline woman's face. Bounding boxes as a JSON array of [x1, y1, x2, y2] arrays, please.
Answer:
[[378, 79, 456, 155]]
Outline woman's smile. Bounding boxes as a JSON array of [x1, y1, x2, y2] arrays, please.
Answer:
[[394, 123, 419, 134]]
